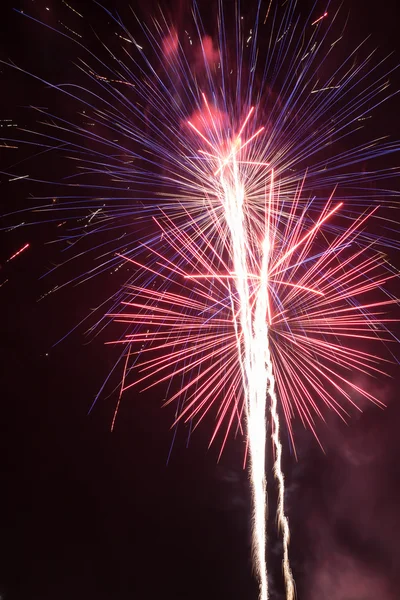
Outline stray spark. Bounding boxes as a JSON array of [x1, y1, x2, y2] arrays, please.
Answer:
[[62, 0, 83, 18], [59, 21, 82, 38], [312, 12, 328, 26], [311, 85, 341, 94], [8, 174, 29, 182], [7, 243, 30, 262]]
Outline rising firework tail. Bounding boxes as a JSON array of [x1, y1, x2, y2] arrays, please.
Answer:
[[1, 1, 399, 598]]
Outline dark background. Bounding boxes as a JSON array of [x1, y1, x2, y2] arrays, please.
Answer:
[[1, 1, 399, 599]]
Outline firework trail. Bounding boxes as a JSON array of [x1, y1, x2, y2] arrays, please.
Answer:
[[1, 1, 399, 598], [189, 105, 295, 597]]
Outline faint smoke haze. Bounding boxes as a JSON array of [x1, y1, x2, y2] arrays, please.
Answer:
[[301, 381, 400, 600]]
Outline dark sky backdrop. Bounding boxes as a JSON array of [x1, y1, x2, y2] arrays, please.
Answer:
[[1, 1, 399, 599]]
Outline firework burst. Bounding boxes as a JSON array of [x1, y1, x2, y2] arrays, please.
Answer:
[[1, 1, 399, 598], [109, 104, 396, 598]]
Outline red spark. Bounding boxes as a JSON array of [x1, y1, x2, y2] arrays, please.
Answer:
[[311, 12, 328, 26], [7, 243, 30, 262]]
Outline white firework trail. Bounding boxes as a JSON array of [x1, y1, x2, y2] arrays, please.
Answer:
[[214, 132, 294, 598]]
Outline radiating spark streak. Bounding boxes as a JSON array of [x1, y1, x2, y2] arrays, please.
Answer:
[[7, 242, 30, 262], [201, 92, 221, 136], [8, 174, 29, 182], [59, 22, 82, 38], [172, 357, 241, 429], [263, 0, 273, 25], [240, 160, 270, 166], [199, 149, 269, 168], [88, 68, 135, 87], [270, 201, 343, 275], [213, 126, 265, 176], [311, 12, 328, 26], [237, 106, 255, 138], [236, 127, 265, 153], [185, 273, 323, 296], [311, 85, 340, 94], [187, 121, 218, 151], [62, 0, 83, 18], [269, 280, 324, 296]]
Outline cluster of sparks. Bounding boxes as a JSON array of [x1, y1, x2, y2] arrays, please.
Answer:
[[2, 1, 399, 598]]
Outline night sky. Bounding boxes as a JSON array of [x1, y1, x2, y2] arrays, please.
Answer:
[[1, 1, 400, 599]]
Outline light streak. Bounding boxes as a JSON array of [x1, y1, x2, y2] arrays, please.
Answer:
[[59, 22, 82, 39], [8, 174, 29, 182], [263, 0, 273, 25], [310, 85, 341, 94], [311, 12, 328, 26], [7, 242, 30, 262], [61, 0, 83, 18]]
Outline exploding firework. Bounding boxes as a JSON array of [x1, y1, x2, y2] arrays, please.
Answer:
[[1, 1, 399, 598], [110, 109, 396, 599]]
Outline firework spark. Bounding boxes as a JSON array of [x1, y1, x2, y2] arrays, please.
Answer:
[[6, 242, 30, 262]]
